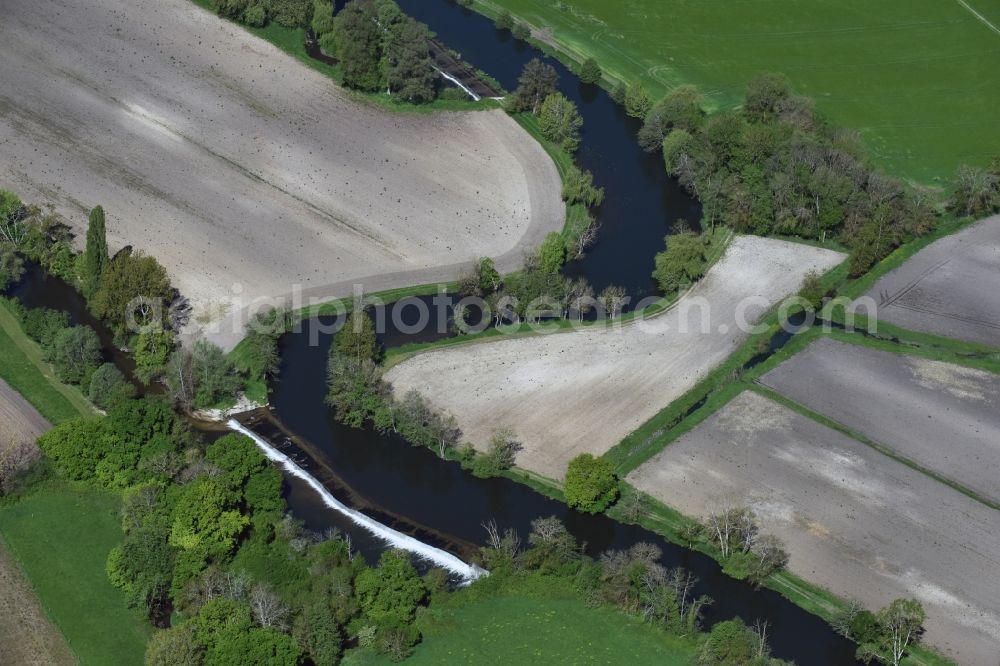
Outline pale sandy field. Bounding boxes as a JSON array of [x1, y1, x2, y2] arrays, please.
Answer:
[[628, 391, 1000, 666], [0, 0, 564, 349], [760, 337, 1000, 503], [386, 236, 844, 478], [864, 214, 1000, 347]]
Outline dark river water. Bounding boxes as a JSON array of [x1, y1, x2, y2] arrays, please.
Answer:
[[4, 3, 859, 660]]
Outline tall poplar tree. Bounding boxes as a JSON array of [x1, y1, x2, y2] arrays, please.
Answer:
[[82, 205, 109, 298]]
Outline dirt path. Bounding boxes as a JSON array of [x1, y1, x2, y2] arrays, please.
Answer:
[[864, 215, 1000, 347], [386, 236, 844, 479], [628, 391, 1000, 666], [0, 0, 564, 350]]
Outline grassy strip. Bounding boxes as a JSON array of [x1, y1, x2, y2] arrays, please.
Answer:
[[186, 0, 494, 114], [0, 482, 150, 665], [290, 281, 460, 321], [0, 300, 95, 423]]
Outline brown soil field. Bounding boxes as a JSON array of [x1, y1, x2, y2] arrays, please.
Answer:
[[759, 336, 1000, 503], [0, 540, 75, 666], [864, 214, 1000, 347], [627, 391, 1000, 665], [385, 236, 844, 479], [0, 0, 564, 349]]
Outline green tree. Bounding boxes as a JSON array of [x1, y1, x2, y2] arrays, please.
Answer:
[[89, 362, 135, 408], [293, 602, 343, 666], [106, 524, 175, 617], [562, 166, 605, 207], [190, 339, 242, 408], [797, 270, 824, 311], [538, 232, 566, 273], [743, 72, 791, 123], [325, 354, 387, 427], [206, 626, 302, 666], [564, 453, 618, 513], [539, 92, 583, 152], [336, 308, 379, 361], [50, 325, 102, 384], [354, 549, 427, 626], [624, 83, 653, 119], [651, 231, 709, 293], [37, 418, 106, 480], [145, 623, 202, 666], [512, 21, 530, 40], [386, 17, 437, 102], [579, 57, 602, 85], [507, 58, 558, 114], [697, 618, 783, 665], [168, 476, 248, 558], [91, 250, 172, 335], [133, 328, 175, 382], [494, 9, 513, 31], [477, 257, 501, 293], [81, 205, 109, 299], [638, 85, 704, 152], [0, 245, 24, 292], [610, 80, 626, 105], [857, 599, 926, 666], [334, 0, 383, 91], [311, 0, 336, 37]]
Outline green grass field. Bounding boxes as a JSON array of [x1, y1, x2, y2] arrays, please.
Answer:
[[479, 0, 1000, 184], [0, 484, 150, 665], [0, 301, 95, 424], [345, 580, 697, 665]]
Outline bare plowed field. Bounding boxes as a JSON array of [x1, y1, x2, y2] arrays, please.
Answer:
[[864, 215, 1000, 347], [627, 391, 1000, 665], [760, 337, 1000, 503], [386, 236, 844, 478], [0, 0, 563, 349]]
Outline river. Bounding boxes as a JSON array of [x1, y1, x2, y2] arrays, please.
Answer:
[[6, 2, 861, 660]]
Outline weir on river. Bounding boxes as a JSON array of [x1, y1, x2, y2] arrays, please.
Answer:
[[227, 419, 485, 582]]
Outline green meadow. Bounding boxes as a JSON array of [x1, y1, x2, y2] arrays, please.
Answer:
[[482, 0, 1000, 184]]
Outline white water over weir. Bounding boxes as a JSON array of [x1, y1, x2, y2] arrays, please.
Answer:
[[227, 419, 486, 583]]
